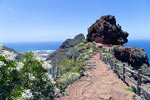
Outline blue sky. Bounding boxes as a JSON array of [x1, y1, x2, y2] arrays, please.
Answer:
[[0, 0, 150, 43]]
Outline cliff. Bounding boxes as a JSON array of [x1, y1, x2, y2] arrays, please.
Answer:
[[47, 33, 85, 67]]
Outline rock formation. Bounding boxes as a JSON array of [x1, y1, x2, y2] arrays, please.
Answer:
[[47, 33, 85, 67], [113, 46, 149, 69], [59, 34, 85, 49], [87, 15, 128, 45]]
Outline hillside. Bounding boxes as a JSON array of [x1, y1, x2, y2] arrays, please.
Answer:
[[57, 53, 135, 100]]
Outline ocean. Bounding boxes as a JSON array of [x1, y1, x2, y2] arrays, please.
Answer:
[[2, 40, 150, 61], [2, 42, 62, 52]]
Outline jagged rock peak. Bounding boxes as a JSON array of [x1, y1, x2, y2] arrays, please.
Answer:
[[59, 33, 85, 49], [100, 15, 116, 25], [87, 15, 129, 45]]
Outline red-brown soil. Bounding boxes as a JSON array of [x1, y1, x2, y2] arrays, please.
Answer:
[[57, 53, 135, 100]]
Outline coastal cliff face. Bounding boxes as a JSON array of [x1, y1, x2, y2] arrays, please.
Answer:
[[113, 46, 149, 69], [47, 33, 85, 67], [87, 15, 128, 45], [86, 15, 149, 70]]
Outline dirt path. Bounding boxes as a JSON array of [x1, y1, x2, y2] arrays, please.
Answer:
[[57, 53, 135, 100]]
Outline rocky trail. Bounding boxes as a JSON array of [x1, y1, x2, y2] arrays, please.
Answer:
[[57, 53, 135, 100]]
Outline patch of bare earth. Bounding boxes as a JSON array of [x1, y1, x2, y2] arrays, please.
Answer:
[[57, 53, 135, 100]]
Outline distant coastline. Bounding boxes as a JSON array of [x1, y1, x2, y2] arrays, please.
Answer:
[[1, 40, 150, 62], [2, 41, 62, 52]]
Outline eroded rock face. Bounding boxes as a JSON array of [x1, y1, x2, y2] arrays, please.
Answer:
[[60, 34, 85, 49], [87, 15, 128, 45], [113, 46, 149, 69], [47, 33, 85, 67]]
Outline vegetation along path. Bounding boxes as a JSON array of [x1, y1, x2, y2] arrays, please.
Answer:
[[57, 53, 135, 100]]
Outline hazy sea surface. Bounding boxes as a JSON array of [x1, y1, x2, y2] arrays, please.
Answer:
[[3, 42, 62, 52], [2, 40, 150, 61]]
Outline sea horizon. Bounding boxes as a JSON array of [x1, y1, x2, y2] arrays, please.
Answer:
[[1, 40, 150, 62], [1, 41, 63, 52]]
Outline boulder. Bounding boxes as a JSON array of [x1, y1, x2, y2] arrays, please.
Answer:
[[47, 33, 85, 67], [87, 15, 128, 45]]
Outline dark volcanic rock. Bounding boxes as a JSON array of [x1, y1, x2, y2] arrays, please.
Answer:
[[60, 34, 85, 49], [113, 46, 149, 69], [47, 33, 85, 67], [87, 15, 128, 45]]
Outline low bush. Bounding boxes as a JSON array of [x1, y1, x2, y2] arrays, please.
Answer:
[[0, 51, 55, 100], [56, 72, 80, 91], [101, 46, 108, 53], [59, 59, 85, 75]]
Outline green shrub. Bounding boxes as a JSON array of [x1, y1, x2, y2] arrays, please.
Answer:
[[74, 42, 86, 51], [59, 59, 85, 75], [126, 86, 136, 93], [101, 47, 108, 53], [101, 53, 113, 59], [82, 39, 88, 44], [56, 72, 80, 91], [82, 54, 90, 60], [0, 51, 55, 100]]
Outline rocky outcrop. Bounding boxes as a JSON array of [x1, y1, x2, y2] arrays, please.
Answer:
[[1, 45, 18, 54], [113, 46, 149, 69], [60, 34, 85, 49], [47, 33, 85, 67], [0, 44, 23, 60], [87, 15, 128, 45]]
